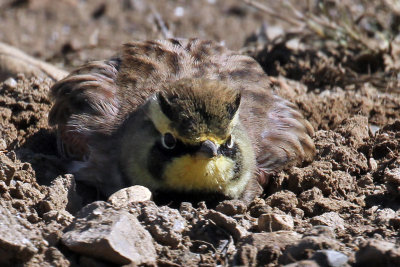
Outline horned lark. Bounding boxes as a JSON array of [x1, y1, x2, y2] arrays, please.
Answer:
[[49, 38, 315, 204]]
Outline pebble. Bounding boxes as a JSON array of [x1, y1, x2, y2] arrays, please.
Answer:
[[283, 260, 320, 267], [3, 77, 17, 89], [355, 239, 400, 266], [141, 202, 186, 248], [62, 201, 156, 265], [258, 213, 294, 232], [384, 168, 400, 195], [215, 199, 246, 216], [236, 231, 301, 265], [312, 250, 349, 267], [375, 208, 396, 225], [107, 185, 152, 208], [205, 210, 248, 240], [0, 139, 6, 150], [0, 205, 38, 264], [310, 212, 345, 231], [368, 158, 378, 171]]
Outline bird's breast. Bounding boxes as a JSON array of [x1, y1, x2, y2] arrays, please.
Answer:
[[163, 155, 235, 192]]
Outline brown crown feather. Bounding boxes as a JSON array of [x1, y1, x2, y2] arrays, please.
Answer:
[[158, 78, 241, 140]]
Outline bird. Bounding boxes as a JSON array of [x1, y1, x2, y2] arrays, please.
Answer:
[[48, 38, 315, 204]]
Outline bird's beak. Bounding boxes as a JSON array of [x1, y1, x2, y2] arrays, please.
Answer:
[[197, 140, 218, 159]]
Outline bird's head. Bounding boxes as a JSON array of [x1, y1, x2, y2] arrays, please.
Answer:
[[119, 78, 256, 199]]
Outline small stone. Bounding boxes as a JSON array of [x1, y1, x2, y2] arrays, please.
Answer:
[[374, 208, 396, 225], [298, 187, 323, 215], [234, 231, 301, 265], [283, 260, 320, 267], [42, 210, 74, 226], [141, 202, 186, 248], [384, 168, 400, 195], [0, 205, 39, 264], [265, 190, 298, 212], [40, 174, 82, 214], [258, 213, 294, 232], [3, 77, 17, 89], [249, 197, 273, 218], [368, 158, 378, 171], [312, 250, 349, 267], [0, 139, 6, 150], [43, 222, 64, 246], [281, 235, 343, 264], [215, 199, 246, 216], [290, 208, 304, 219], [62, 201, 156, 265], [335, 116, 369, 147], [304, 225, 336, 239], [357, 174, 374, 187], [355, 239, 400, 267], [108, 185, 152, 208], [310, 212, 345, 231], [205, 210, 248, 240], [0, 180, 8, 192], [179, 202, 195, 220], [369, 124, 380, 135]]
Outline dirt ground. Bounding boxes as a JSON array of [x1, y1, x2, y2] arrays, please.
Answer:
[[0, 0, 399, 266]]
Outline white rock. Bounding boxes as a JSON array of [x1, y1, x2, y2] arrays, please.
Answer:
[[310, 212, 345, 230], [3, 77, 17, 89], [258, 213, 294, 232], [108, 185, 152, 208], [62, 201, 156, 265]]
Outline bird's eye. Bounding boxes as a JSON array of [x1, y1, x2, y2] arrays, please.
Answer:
[[226, 135, 234, 149], [161, 133, 176, 149]]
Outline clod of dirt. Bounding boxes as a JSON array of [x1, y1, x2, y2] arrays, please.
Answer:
[[62, 201, 156, 265], [42, 210, 74, 227], [140, 202, 186, 248], [303, 225, 336, 239], [215, 199, 247, 216], [264, 190, 298, 213], [107, 185, 152, 208], [0, 75, 54, 150], [374, 208, 397, 226], [38, 174, 82, 215], [258, 213, 294, 231], [0, 204, 39, 264], [204, 210, 248, 241], [248, 197, 274, 218], [310, 212, 345, 231], [280, 235, 344, 265], [355, 239, 400, 267], [315, 128, 369, 177], [297, 186, 360, 218], [334, 116, 370, 148], [311, 250, 349, 267], [384, 168, 400, 196], [233, 231, 301, 266], [179, 201, 197, 221]]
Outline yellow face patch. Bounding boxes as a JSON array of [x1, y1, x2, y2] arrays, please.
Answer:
[[163, 155, 235, 192]]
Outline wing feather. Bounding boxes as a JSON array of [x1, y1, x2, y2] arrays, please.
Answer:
[[48, 59, 120, 159]]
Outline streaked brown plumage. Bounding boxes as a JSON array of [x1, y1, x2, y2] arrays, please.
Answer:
[[49, 38, 315, 203]]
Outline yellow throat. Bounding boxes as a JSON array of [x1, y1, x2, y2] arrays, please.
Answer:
[[163, 155, 235, 192]]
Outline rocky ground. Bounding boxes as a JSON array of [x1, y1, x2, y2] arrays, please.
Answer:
[[0, 0, 399, 266]]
